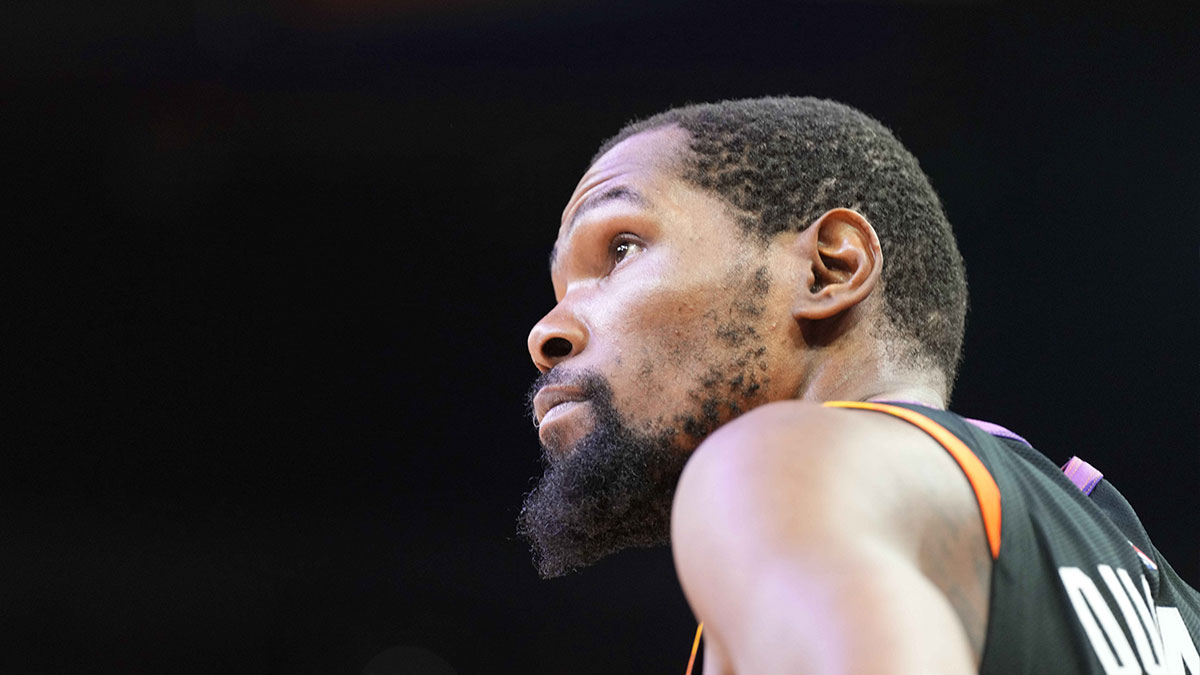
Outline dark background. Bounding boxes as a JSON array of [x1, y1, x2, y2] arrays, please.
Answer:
[[7, 1, 1198, 673]]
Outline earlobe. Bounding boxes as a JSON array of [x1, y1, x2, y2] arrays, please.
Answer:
[[793, 208, 882, 321]]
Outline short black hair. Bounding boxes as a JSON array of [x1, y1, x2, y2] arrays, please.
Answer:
[[592, 96, 968, 386]]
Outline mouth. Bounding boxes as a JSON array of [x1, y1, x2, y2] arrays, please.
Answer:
[[533, 386, 589, 427]]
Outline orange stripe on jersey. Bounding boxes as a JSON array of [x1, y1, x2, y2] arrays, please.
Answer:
[[823, 400, 1002, 559], [684, 622, 703, 675]]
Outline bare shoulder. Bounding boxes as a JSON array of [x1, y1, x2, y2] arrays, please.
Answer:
[[671, 400, 992, 670], [673, 400, 979, 529]]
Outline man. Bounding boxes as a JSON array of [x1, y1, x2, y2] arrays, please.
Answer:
[[517, 97, 1198, 673]]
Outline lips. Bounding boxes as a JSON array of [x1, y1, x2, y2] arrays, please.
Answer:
[[533, 386, 588, 426]]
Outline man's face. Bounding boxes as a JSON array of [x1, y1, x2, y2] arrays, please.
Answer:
[[518, 126, 803, 577]]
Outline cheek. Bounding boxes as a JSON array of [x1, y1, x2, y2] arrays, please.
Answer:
[[587, 253, 778, 410], [625, 270, 782, 422], [623, 284, 720, 359], [616, 288, 762, 406], [587, 258, 715, 351]]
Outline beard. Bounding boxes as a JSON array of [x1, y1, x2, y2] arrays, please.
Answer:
[[516, 369, 692, 579], [517, 263, 772, 579]]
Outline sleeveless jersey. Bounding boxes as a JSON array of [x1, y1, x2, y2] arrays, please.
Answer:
[[682, 401, 1200, 675]]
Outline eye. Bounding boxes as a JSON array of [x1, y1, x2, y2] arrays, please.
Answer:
[[608, 234, 643, 268]]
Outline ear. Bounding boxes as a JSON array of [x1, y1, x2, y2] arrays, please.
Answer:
[[792, 208, 883, 320]]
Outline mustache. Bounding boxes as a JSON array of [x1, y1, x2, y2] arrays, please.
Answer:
[[525, 368, 607, 427]]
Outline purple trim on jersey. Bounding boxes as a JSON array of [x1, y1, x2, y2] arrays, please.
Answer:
[[962, 418, 1032, 447], [867, 399, 1032, 447], [864, 400, 1107, 499], [1061, 456, 1104, 496]]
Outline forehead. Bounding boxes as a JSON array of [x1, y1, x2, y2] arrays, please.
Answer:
[[558, 125, 690, 234]]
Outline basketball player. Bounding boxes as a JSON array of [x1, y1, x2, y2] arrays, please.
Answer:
[[518, 97, 1199, 673]]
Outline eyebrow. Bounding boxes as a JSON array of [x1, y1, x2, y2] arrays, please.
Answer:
[[549, 186, 650, 270]]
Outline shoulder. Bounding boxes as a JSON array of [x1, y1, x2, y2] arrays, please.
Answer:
[[672, 400, 971, 526], [670, 400, 993, 664], [672, 400, 968, 547]]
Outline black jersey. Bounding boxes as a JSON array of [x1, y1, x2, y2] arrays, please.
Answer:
[[682, 401, 1200, 674]]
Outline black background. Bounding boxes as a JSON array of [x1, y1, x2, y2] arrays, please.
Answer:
[[7, 2, 1198, 673]]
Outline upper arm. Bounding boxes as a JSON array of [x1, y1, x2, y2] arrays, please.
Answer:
[[670, 402, 992, 675]]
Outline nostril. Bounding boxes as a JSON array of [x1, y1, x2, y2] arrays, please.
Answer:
[[542, 337, 573, 359]]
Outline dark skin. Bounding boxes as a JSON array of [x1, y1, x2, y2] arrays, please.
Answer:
[[525, 126, 991, 673]]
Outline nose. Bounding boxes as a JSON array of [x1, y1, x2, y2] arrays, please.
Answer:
[[527, 303, 589, 373]]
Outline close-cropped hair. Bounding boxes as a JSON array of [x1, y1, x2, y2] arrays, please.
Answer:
[[593, 96, 969, 386]]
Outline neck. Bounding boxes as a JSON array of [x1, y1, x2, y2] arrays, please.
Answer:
[[793, 344, 947, 410], [812, 380, 946, 410], [860, 385, 945, 409]]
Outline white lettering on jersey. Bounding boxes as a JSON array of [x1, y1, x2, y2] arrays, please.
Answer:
[[1060, 566, 1142, 673], [1099, 565, 1165, 673], [1059, 566, 1199, 674], [1159, 607, 1200, 675]]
